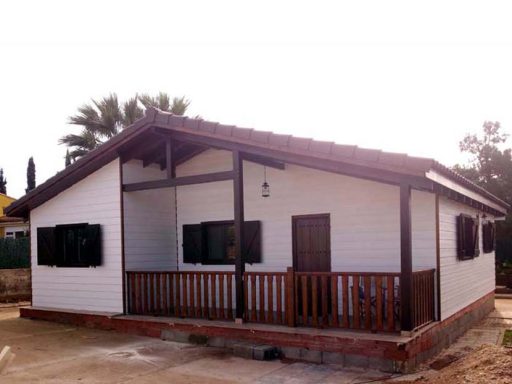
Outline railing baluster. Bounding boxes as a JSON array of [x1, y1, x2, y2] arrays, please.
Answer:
[[376, 276, 383, 331], [203, 273, 209, 319], [162, 273, 168, 315], [331, 275, 338, 327], [301, 275, 308, 326], [267, 275, 274, 323], [219, 273, 225, 319], [364, 276, 372, 330], [352, 275, 360, 329], [321, 275, 328, 327], [311, 275, 318, 327], [386, 276, 395, 331], [227, 273, 233, 319], [211, 273, 217, 319], [251, 274, 257, 321], [258, 275, 265, 322], [276, 275, 282, 324], [342, 275, 349, 328]]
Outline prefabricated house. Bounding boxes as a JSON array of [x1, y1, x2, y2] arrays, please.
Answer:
[[6, 107, 508, 371]]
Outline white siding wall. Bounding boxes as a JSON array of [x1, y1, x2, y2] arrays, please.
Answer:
[[439, 196, 495, 320], [175, 149, 436, 273], [122, 160, 177, 271], [30, 160, 123, 313]]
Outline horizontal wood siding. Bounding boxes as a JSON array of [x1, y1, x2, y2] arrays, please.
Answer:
[[175, 149, 436, 274], [439, 196, 495, 320], [30, 159, 123, 313], [122, 160, 177, 271]]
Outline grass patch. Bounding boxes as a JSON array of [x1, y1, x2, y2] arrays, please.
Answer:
[[503, 330, 512, 347]]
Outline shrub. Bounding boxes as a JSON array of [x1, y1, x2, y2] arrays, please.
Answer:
[[0, 238, 30, 269]]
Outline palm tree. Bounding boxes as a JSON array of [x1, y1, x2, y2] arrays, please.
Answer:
[[60, 92, 190, 162]]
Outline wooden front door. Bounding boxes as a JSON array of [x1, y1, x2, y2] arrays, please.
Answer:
[[292, 214, 331, 272]]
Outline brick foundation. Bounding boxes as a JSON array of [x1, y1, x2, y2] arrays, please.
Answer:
[[20, 291, 494, 373]]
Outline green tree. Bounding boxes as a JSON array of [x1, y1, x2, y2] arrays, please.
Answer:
[[0, 168, 6, 195], [26, 157, 36, 193], [455, 121, 512, 264], [60, 93, 190, 161], [454, 121, 512, 204]]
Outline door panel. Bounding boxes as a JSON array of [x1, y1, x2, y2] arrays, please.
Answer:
[[293, 214, 331, 272]]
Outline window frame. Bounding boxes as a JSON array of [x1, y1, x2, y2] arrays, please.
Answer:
[[456, 213, 480, 260], [182, 220, 261, 265]]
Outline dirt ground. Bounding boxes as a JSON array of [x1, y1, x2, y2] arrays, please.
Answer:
[[0, 306, 392, 383], [402, 345, 512, 384], [392, 298, 512, 384], [1, 299, 511, 383]]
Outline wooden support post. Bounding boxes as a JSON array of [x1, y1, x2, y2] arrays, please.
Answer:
[[233, 151, 245, 320], [400, 181, 413, 332], [165, 138, 175, 179], [286, 267, 296, 327]]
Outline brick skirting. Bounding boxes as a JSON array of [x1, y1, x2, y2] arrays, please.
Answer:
[[20, 291, 494, 373]]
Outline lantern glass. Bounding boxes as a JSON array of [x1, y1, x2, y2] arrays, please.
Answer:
[[261, 181, 270, 197]]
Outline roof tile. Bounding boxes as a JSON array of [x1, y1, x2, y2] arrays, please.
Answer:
[[183, 118, 201, 130], [288, 137, 312, 150], [199, 121, 218, 133], [216, 124, 235, 137], [232, 127, 253, 140], [268, 133, 291, 147], [354, 148, 381, 162], [331, 144, 357, 157], [155, 113, 170, 124], [310, 140, 334, 154], [169, 115, 186, 127], [250, 130, 271, 144], [378, 152, 407, 167]]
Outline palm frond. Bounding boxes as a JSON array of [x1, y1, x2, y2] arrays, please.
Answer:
[[92, 93, 123, 137], [171, 96, 190, 115], [59, 130, 99, 151], [123, 96, 144, 127]]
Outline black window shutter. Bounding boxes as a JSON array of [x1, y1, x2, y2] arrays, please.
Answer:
[[37, 227, 56, 265], [183, 224, 202, 263], [472, 218, 480, 257], [483, 222, 496, 253], [244, 221, 261, 264], [85, 224, 102, 266], [456, 215, 467, 259]]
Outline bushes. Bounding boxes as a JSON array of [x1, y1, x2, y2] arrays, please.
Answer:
[[0, 237, 30, 269]]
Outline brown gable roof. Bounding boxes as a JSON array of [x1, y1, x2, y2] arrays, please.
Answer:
[[5, 107, 509, 218]]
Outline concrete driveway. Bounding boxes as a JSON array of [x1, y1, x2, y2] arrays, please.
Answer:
[[0, 307, 392, 383]]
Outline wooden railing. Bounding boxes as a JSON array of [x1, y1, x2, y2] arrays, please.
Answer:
[[127, 271, 236, 320], [126, 268, 435, 332], [412, 269, 436, 329], [294, 271, 401, 331]]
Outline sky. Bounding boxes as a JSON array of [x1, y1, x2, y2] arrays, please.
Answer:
[[1, 0, 512, 198]]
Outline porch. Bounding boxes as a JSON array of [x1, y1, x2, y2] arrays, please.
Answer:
[[126, 269, 435, 332], [119, 111, 440, 334]]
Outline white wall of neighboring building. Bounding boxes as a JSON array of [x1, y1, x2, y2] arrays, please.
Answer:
[[438, 196, 496, 320], [30, 159, 123, 313]]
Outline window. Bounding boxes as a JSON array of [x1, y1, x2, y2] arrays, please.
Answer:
[[5, 232, 14, 239], [37, 223, 102, 267], [183, 221, 261, 264], [14, 231, 27, 238], [482, 221, 496, 253], [456, 214, 479, 260]]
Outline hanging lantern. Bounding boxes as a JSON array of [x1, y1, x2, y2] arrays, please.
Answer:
[[261, 166, 270, 197]]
